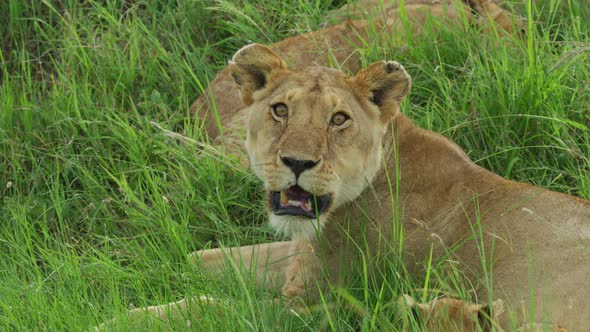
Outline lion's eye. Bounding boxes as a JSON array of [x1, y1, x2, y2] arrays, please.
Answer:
[[330, 112, 349, 126], [271, 103, 289, 118]]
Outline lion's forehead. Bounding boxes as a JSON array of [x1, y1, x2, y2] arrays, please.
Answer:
[[271, 71, 361, 113], [281, 67, 352, 94], [278, 87, 343, 108]]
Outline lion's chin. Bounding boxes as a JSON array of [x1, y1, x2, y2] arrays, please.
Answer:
[[268, 185, 332, 219], [269, 214, 324, 239]]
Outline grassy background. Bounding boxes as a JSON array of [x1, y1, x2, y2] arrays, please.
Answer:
[[1, 0, 589, 330]]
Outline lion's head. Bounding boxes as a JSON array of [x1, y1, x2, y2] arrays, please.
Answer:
[[228, 44, 411, 238]]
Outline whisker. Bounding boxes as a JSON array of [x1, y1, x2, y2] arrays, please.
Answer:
[[365, 176, 383, 209], [250, 162, 272, 167]]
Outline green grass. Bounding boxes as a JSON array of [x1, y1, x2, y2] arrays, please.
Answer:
[[1, 0, 588, 331]]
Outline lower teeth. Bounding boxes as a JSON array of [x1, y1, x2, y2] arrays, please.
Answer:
[[302, 200, 311, 211]]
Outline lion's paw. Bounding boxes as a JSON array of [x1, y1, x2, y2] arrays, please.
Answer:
[[398, 294, 505, 331]]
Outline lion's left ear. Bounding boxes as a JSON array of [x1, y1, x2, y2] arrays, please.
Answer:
[[354, 60, 411, 121], [228, 43, 290, 106]]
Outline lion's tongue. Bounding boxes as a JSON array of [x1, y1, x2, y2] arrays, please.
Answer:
[[280, 186, 312, 212]]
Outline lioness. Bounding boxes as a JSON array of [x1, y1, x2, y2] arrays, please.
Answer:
[[123, 43, 590, 331], [187, 43, 589, 331], [100, 1, 590, 331]]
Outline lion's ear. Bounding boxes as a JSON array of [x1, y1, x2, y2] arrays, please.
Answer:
[[228, 44, 289, 106], [354, 60, 411, 120]]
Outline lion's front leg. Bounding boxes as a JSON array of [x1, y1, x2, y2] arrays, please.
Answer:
[[188, 241, 295, 292], [96, 242, 296, 330], [280, 240, 325, 301], [94, 296, 222, 331], [193, 239, 329, 307], [190, 240, 328, 302]]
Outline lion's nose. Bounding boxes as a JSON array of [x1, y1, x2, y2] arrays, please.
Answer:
[[281, 156, 319, 178]]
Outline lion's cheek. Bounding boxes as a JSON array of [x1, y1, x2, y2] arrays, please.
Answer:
[[246, 127, 282, 182], [245, 130, 266, 178], [330, 144, 382, 207], [329, 155, 363, 207]]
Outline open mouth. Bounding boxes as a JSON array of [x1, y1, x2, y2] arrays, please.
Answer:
[[269, 185, 332, 219]]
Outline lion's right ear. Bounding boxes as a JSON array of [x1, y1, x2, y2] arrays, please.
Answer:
[[228, 44, 289, 106], [354, 60, 411, 122]]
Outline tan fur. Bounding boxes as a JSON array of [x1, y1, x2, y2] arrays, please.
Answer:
[[330, 0, 524, 34], [100, 2, 590, 331]]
